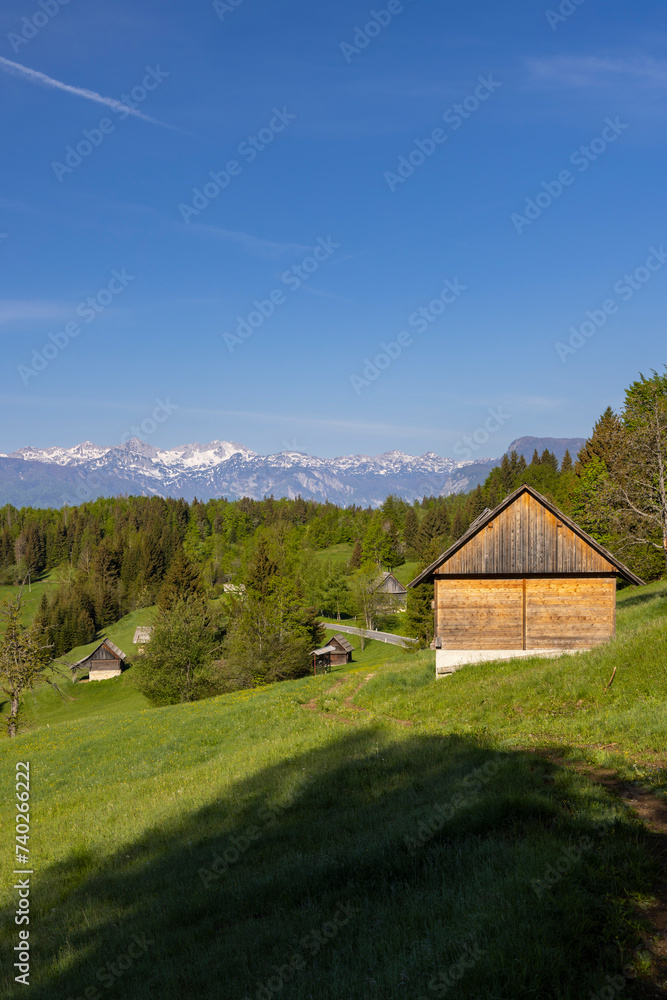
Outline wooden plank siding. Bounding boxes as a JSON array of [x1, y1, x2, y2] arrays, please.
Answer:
[[434, 576, 615, 650], [525, 578, 614, 649], [435, 579, 524, 649], [436, 492, 617, 576]]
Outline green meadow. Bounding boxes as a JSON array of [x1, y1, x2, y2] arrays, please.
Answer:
[[0, 582, 666, 998]]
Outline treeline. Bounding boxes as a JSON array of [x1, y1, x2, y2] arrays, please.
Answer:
[[3, 367, 666, 663]]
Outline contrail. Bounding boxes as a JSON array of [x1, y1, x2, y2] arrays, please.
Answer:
[[0, 55, 175, 129]]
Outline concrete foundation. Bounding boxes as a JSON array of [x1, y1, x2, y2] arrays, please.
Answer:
[[435, 647, 583, 677], [89, 669, 123, 681]]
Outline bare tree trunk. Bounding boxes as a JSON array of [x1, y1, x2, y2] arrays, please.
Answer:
[[8, 695, 19, 737]]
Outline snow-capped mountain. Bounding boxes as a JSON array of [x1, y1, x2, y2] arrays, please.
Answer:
[[0, 436, 585, 508]]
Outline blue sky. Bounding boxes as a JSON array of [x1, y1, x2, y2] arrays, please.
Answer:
[[1, 0, 665, 459]]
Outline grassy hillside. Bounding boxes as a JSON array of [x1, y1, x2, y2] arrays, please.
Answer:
[[0, 584, 665, 999], [0, 571, 59, 626]]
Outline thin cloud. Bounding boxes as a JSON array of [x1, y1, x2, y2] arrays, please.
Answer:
[[526, 55, 667, 89], [0, 55, 175, 129], [0, 300, 72, 325], [186, 224, 312, 257]]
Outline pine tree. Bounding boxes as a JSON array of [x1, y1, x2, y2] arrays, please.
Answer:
[[403, 506, 418, 553], [450, 507, 468, 541], [531, 449, 540, 466], [348, 539, 362, 570], [158, 548, 203, 610], [245, 538, 279, 597], [560, 449, 573, 473]]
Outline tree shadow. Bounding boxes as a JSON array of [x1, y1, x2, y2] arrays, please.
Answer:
[[0, 727, 659, 1000]]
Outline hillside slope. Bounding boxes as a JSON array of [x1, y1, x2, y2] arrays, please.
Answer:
[[0, 584, 665, 999]]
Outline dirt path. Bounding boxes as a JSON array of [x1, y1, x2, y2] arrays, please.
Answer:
[[301, 673, 413, 727]]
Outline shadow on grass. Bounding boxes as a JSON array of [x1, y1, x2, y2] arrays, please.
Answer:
[[618, 585, 667, 610], [0, 728, 660, 1000]]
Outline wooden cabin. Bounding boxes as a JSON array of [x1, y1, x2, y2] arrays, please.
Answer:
[[374, 571, 408, 611], [312, 634, 354, 674], [72, 639, 127, 681], [329, 634, 354, 665], [408, 485, 643, 677]]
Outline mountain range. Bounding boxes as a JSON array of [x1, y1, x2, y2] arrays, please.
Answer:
[[0, 435, 586, 508]]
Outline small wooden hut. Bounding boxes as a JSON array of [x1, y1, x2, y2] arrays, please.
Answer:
[[72, 639, 127, 681], [408, 484, 643, 677], [329, 634, 354, 665], [312, 645, 337, 675]]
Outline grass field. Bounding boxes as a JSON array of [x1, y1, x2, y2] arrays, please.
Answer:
[[0, 582, 666, 998], [0, 571, 60, 626]]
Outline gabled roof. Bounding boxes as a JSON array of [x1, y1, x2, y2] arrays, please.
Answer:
[[312, 645, 337, 656], [331, 634, 354, 653], [408, 484, 644, 587], [373, 571, 408, 594], [71, 639, 127, 671]]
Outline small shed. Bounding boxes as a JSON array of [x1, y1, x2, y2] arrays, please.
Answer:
[[72, 639, 127, 681], [408, 484, 644, 677], [374, 571, 408, 611], [312, 645, 337, 675], [133, 627, 153, 654], [329, 634, 354, 665]]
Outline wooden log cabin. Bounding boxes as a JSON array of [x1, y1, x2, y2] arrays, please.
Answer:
[[72, 639, 127, 681], [408, 484, 643, 677]]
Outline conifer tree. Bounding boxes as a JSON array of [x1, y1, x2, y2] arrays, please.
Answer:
[[348, 539, 363, 570], [560, 449, 573, 473], [245, 538, 279, 597], [158, 548, 203, 610]]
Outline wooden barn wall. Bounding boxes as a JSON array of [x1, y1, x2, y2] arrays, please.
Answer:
[[525, 578, 614, 649], [90, 645, 119, 661], [435, 576, 615, 650], [438, 492, 616, 576], [435, 579, 524, 649]]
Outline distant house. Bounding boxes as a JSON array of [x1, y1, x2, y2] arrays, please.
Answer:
[[133, 627, 153, 654], [72, 639, 127, 681], [409, 484, 644, 678], [222, 583, 246, 595], [311, 634, 354, 674], [373, 571, 408, 611]]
